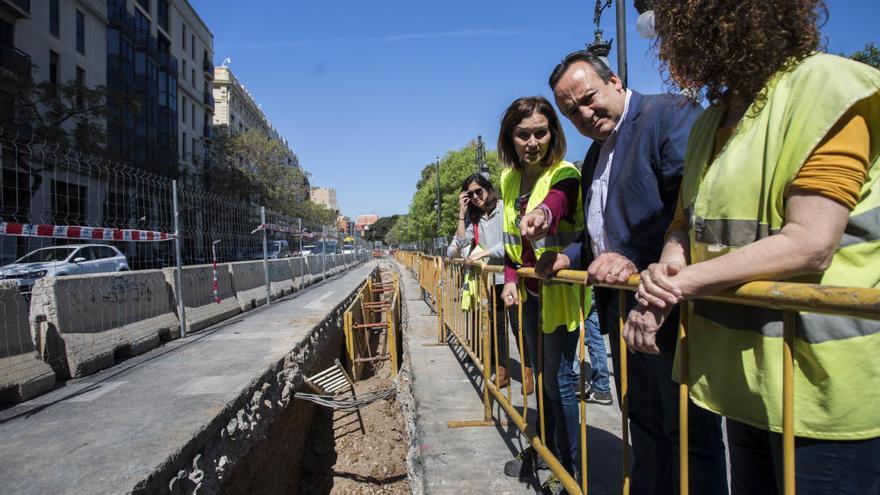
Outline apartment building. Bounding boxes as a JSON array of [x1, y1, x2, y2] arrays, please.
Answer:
[[106, 0, 213, 182], [310, 187, 337, 211], [1, 0, 107, 132], [213, 63, 306, 198], [0, 0, 213, 181]]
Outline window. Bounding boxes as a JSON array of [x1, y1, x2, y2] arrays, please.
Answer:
[[181, 95, 186, 123], [49, 51, 59, 94], [136, 0, 150, 12], [191, 138, 196, 158], [76, 10, 85, 54], [182, 132, 187, 155], [191, 103, 195, 127], [75, 67, 85, 108], [49, 0, 60, 38], [157, 0, 169, 31], [181, 60, 186, 80], [191, 34, 195, 59], [0, 19, 12, 46], [51, 180, 87, 225], [191, 68, 195, 87], [181, 24, 186, 50]]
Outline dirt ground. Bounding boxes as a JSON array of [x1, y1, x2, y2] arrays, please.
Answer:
[[298, 268, 411, 495], [297, 362, 411, 495]]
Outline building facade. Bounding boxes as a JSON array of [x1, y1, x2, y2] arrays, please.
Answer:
[[105, 0, 213, 181], [0, 0, 213, 180], [355, 214, 378, 237], [310, 187, 337, 211], [212, 64, 305, 198]]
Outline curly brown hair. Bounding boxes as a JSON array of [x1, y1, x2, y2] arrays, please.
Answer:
[[653, 0, 827, 107]]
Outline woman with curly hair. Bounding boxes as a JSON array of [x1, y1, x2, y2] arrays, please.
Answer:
[[625, 0, 880, 493]]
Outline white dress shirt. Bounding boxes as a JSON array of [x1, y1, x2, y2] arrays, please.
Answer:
[[587, 89, 632, 259]]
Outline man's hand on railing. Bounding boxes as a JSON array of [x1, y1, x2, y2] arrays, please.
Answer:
[[623, 303, 672, 355], [535, 251, 570, 280], [501, 282, 520, 307], [587, 252, 637, 285], [636, 262, 685, 308]]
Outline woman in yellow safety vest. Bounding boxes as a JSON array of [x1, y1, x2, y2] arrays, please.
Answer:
[[497, 96, 585, 490], [626, 1, 880, 493]]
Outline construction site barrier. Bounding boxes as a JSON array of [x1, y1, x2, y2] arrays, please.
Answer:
[[162, 264, 240, 334], [0, 281, 55, 402], [395, 251, 880, 495], [342, 267, 402, 380]]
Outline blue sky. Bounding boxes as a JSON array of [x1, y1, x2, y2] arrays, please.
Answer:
[[192, 0, 879, 219]]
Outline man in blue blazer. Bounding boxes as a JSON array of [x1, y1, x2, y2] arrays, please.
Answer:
[[539, 51, 727, 495]]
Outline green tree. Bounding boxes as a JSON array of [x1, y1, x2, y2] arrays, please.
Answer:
[[0, 60, 137, 154], [203, 129, 333, 224], [389, 141, 502, 244], [365, 215, 400, 241], [845, 42, 880, 70]]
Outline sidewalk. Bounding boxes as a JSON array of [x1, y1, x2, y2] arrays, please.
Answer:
[[397, 259, 625, 494]]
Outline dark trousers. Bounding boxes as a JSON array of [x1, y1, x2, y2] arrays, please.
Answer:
[[727, 419, 880, 495], [509, 295, 582, 475], [595, 288, 728, 495]]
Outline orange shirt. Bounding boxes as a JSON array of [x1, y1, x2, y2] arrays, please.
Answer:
[[666, 100, 870, 237]]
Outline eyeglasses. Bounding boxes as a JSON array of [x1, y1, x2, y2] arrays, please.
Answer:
[[466, 187, 485, 198]]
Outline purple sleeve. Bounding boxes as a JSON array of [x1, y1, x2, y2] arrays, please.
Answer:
[[539, 178, 579, 235], [504, 251, 518, 284]]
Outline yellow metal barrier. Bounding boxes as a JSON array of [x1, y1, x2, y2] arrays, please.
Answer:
[[394, 250, 880, 495], [342, 267, 402, 379]]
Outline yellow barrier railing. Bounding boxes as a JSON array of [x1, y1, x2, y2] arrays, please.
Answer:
[[394, 250, 880, 495], [343, 267, 402, 379]]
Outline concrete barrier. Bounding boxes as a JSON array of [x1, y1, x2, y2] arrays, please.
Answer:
[[0, 281, 55, 403], [306, 255, 323, 283], [228, 260, 268, 311], [289, 257, 306, 291], [267, 259, 294, 299], [29, 271, 177, 379], [162, 264, 240, 334]]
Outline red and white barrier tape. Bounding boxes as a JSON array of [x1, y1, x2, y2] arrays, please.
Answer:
[[251, 223, 300, 235], [211, 243, 221, 304], [0, 222, 174, 241]]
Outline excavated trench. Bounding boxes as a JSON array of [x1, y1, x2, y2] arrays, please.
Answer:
[[219, 264, 413, 495]]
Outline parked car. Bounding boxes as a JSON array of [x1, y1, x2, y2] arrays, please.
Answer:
[[341, 244, 355, 255], [0, 244, 130, 295], [267, 240, 290, 259], [301, 245, 316, 256]]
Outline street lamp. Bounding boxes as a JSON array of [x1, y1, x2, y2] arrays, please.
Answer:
[[588, 0, 655, 86], [435, 155, 441, 240], [475, 135, 488, 176]]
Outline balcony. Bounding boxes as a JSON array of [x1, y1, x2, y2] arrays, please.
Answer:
[[202, 125, 213, 141], [203, 58, 214, 79], [203, 89, 214, 108], [0, 44, 32, 88], [1, 0, 30, 18]]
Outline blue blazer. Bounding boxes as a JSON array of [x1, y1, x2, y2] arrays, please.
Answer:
[[565, 91, 702, 271]]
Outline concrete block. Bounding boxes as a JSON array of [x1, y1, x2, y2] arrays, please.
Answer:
[[228, 260, 268, 311], [267, 259, 294, 299], [0, 281, 56, 403], [162, 264, 240, 334], [306, 255, 323, 282], [289, 257, 306, 291], [29, 271, 176, 379]]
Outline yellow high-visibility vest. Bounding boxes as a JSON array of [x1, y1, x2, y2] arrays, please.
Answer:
[[679, 53, 880, 439], [501, 160, 586, 333]]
